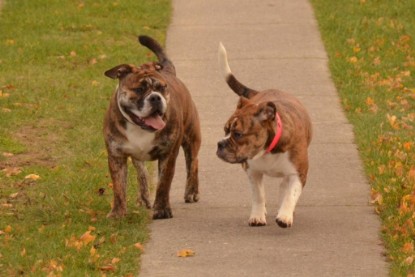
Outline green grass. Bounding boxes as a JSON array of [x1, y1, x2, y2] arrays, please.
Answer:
[[0, 0, 170, 275], [311, 0, 415, 275]]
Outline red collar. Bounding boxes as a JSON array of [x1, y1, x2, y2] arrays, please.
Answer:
[[265, 113, 283, 154]]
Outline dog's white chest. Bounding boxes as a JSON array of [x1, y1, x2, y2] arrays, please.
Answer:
[[248, 152, 297, 177], [121, 123, 155, 160]]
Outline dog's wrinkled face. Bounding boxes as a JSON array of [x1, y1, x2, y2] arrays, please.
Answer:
[[105, 63, 169, 132], [217, 97, 276, 163]]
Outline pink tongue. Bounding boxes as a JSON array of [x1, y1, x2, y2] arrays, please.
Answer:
[[143, 115, 166, 130]]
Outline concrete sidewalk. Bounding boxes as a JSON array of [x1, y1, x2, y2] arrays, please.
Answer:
[[140, 0, 388, 276]]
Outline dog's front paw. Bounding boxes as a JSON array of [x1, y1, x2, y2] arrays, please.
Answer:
[[153, 207, 173, 219], [248, 215, 267, 227], [184, 192, 199, 203], [275, 213, 293, 228]]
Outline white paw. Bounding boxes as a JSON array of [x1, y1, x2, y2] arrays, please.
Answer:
[[248, 212, 267, 226], [275, 212, 293, 228]]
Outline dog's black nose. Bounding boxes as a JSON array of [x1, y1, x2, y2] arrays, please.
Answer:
[[149, 94, 162, 103], [217, 140, 227, 151]]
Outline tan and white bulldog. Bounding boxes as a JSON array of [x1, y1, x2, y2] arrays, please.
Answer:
[[216, 43, 312, 228], [103, 35, 201, 219]]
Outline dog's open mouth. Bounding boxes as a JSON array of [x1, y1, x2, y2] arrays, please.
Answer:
[[127, 110, 166, 131]]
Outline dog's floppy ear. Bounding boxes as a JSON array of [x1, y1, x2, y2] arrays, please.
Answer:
[[255, 102, 276, 122], [104, 64, 134, 79]]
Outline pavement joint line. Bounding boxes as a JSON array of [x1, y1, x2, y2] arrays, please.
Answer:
[[171, 23, 318, 27], [172, 56, 327, 62]]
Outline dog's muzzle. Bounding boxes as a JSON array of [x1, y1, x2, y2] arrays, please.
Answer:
[[217, 139, 247, 164], [148, 93, 164, 112]]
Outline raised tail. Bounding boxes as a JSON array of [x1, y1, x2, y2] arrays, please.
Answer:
[[138, 35, 175, 74], [218, 42, 258, 98]]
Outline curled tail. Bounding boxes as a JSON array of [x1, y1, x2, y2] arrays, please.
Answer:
[[218, 42, 258, 98], [138, 35, 176, 74]]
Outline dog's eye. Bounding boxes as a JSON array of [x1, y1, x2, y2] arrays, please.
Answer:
[[134, 87, 145, 94], [233, 131, 243, 139], [154, 83, 166, 93]]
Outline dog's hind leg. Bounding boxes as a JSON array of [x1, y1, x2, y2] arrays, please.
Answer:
[[275, 175, 302, 228], [131, 158, 151, 209]]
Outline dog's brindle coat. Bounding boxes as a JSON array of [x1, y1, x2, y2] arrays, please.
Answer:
[[217, 43, 312, 228], [104, 36, 201, 219]]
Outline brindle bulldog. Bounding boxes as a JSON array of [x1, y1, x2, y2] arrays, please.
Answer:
[[216, 43, 312, 228], [103, 35, 201, 219]]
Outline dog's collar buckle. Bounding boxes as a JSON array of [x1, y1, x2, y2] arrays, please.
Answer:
[[265, 112, 283, 154]]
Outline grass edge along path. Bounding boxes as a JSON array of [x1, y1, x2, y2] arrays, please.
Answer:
[[0, 1, 171, 276], [311, 0, 415, 275]]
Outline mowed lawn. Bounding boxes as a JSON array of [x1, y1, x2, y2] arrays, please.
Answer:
[[0, 0, 170, 275], [311, 0, 415, 275]]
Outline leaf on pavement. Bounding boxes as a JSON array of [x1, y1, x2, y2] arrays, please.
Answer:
[[177, 249, 195, 258]]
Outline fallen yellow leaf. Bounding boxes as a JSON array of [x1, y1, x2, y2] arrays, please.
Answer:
[[111, 257, 120, 264], [365, 97, 375, 106], [403, 142, 413, 151], [2, 167, 22, 177], [100, 264, 115, 272], [177, 249, 195, 258], [0, 91, 10, 98], [88, 226, 96, 232], [348, 56, 358, 64], [386, 114, 399, 130], [90, 246, 97, 256], [134, 242, 144, 251], [404, 256, 414, 266], [9, 192, 19, 199], [402, 242, 414, 253], [80, 231, 96, 245], [408, 167, 415, 182], [38, 225, 45, 233], [4, 225, 12, 233], [370, 189, 383, 205], [5, 39, 15, 45], [25, 174, 40, 180]]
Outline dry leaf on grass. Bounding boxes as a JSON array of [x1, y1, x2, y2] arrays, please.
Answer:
[[134, 242, 144, 252], [2, 167, 22, 177], [100, 264, 115, 272], [4, 225, 12, 233], [25, 174, 40, 180]]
